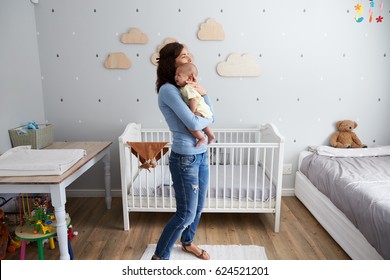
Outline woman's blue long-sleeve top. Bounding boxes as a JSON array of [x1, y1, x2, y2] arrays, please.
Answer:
[[158, 83, 215, 155]]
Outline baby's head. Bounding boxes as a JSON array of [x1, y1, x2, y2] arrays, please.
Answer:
[[175, 63, 198, 87]]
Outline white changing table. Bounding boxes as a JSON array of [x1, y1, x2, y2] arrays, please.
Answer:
[[0, 141, 112, 260]]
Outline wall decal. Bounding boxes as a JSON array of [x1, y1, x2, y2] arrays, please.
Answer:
[[354, 1, 384, 23], [150, 38, 178, 65], [376, 1, 384, 22], [120, 28, 148, 44], [217, 53, 261, 77], [354, 3, 364, 22], [104, 52, 131, 69], [197, 18, 225, 41]]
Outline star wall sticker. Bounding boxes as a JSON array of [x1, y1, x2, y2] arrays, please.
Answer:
[[369, 1, 375, 8], [376, 15, 383, 22]]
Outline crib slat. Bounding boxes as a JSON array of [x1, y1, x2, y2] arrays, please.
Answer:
[[246, 147, 251, 208], [230, 148, 235, 207], [254, 147, 259, 209], [223, 147, 227, 209], [261, 148, 266, 208]]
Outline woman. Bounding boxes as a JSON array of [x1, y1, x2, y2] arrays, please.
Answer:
[[152, 42, 215, 260]]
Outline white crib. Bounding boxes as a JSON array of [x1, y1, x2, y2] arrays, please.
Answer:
[[119, 123, 285, 232]]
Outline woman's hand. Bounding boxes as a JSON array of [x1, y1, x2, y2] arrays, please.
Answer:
[[187, 80, 207, 96]]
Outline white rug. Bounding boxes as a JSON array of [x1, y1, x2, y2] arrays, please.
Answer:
[[140, 244, 268, 260]]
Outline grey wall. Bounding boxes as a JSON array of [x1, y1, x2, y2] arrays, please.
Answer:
[[0, 0, 45, 153], [1, 0, 389, 197]]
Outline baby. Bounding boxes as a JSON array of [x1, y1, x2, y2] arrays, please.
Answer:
[[175, 63, 215, 147]]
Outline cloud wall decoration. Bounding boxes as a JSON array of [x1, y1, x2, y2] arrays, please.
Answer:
[[104, 52, 131, 69], [217, 53, 261, 77], [197, 18, 225, 41], [120, 28, 148, 44]]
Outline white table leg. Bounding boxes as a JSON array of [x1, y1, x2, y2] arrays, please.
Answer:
[[50, 185, 70, 260], [103, 151, 112, 209]]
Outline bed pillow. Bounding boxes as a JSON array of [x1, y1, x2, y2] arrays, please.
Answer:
[[308, 145, 390, 157]]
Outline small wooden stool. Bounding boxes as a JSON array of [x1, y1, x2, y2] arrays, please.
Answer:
[[16, 216, 73, 260]]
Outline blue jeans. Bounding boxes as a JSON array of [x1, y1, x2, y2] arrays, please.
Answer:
[[154, 150, 209, 260]]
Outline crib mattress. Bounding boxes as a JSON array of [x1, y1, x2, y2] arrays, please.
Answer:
[[129, 164, 275, 202], [127, 196, 276, 211]]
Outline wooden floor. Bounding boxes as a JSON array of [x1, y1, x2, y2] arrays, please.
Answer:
[[4, 196, 350, 260]]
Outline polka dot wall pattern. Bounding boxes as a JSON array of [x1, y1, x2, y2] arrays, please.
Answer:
[[33, 0, 389, 191]]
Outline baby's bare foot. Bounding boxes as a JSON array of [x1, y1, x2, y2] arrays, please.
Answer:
[[208, 134, 216, 144], [196, 137, 207, 147]]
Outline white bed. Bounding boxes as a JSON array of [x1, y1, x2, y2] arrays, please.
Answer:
[[295, 146, 390, 260], [119, 123, 285, 232]]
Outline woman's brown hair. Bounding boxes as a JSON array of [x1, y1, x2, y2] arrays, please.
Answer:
[[156, 42, 184, 92]]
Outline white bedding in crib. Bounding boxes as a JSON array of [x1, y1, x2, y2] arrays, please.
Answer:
[[129, 164, 275, 201]]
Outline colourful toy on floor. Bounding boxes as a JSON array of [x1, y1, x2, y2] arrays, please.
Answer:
[[20, 194, 55, 235], [16, 194, 76, 260], [7, 234, 21, 253], [0, 210, 9, 260], [16, 214, 74, 260], [68, 225, 78, 240]]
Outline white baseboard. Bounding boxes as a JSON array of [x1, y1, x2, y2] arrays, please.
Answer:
[[282, 187, 295, 196]]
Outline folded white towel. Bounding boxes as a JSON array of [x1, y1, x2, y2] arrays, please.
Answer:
[[0, 146, 86, 176]]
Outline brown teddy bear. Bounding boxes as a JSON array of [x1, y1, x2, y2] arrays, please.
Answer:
[[330, 120, 367, 148]]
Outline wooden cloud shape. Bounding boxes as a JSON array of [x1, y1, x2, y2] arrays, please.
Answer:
[[104, 52, 131, 69], [121, 28, 148, 44], [217, 53, 261, 77], [197, 18, 225, 41], [151, 38, 178, 66]]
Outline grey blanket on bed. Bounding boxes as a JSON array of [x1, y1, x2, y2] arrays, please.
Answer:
[[300, 154, 390, 259]]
